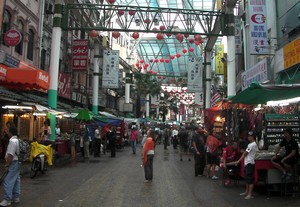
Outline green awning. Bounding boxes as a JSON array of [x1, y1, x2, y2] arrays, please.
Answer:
[[230, 82, 300, 105]]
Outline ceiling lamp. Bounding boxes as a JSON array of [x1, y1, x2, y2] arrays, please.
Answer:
[[118, 10, 125, 16], [156, 33, 164, 40], [128, 10, 136, 16], [189, 47, 194, 52], [159, 25, 166, 31], [182, 49, 187, 54], [132, 32, 139, 39], [170, 55, 175, 60], [90, 30, 98, 38], [106, 0, 116, 4], [112, 31, 120, 39], [176, 53, 181, 58], [160, 58, 164, 62]]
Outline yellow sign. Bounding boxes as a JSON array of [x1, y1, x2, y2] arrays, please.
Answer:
[[284, 37, 300, 69], [215, 45, 224, 75], [217, 0, 223, 10]]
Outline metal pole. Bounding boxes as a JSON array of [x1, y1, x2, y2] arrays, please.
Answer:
[[48, 0, 63, 140], [146, 94, 150, 120], [92, 39, 100, 114], [205, 51, 212, 109]]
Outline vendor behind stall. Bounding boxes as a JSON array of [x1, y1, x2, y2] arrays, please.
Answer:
[[271, 128, 299, 182]]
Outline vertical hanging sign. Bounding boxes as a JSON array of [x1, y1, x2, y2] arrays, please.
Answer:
[[249, 0, 268, 54], [72, 39, 89, 71], [187, 57, 202, 92], [102, 50, 119, 88]]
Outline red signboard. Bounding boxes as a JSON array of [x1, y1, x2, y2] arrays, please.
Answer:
[[72, 39, 89, 71], [4, 29, 22, 46], [58, 72, 71, 99]]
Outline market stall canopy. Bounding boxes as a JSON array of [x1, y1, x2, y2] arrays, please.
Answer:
[[75, 108, 93, 121], [230, 82, 300, 105], [0, 64, 50, 91]]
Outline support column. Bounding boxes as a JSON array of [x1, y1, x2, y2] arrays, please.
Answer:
[[226, 7, 236, 98], [205, 51, 212, 109], [125, 83, 130, 103], [92, 40, 100, 114], [48, 0, 63, 140], [146, 94, 150, 120]]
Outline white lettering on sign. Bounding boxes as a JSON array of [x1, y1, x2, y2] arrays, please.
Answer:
[[0, 67, 7, 76], [39, 72, 49, 83], [73, 48, 88, 55], [58, 73, 70, 95]]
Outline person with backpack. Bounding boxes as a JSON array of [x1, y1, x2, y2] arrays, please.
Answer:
[[130, 126, 138, 154], [0, 125, 21, 206]]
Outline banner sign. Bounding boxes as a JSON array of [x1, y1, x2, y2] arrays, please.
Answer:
[[194, 92, 203, 106], [235, 17, 242, 54], [241, 58, 269, 91], [249, 0, 268, 54], [283, 36, 300, 69], [215, 44, 225, 75], [4, 54, 20, 68], [58, 72, 71, 99], [187, 57, 202, 92], [72, 39, 89, 71], [102, 50, 119, 88]]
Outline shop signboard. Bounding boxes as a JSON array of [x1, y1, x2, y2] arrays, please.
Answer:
[[102, 50, 119, 88], [187, 57, 202, 92], [248, 0, 268, 54], [283, 36, 300, 70], [215, 44, 224, 75], [194, 92, 203, 107], [58, 72, 71, 99], [241, 58, 269, 91], [71, 39, 89, 71], [4, 29, 22, 47]]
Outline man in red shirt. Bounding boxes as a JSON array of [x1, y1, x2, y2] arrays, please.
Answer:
[[221, 142, 240, 185]]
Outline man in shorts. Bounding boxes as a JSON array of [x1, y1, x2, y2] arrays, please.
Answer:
[[235, 131, 258, 199], [271, 128, 299, 181]]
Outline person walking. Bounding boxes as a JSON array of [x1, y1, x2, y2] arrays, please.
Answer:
[[235, 131, 258, 200], [192, 127, 206, 177], [142, 129, 156, 183], [0, 125, 21, 206], [172, 127, 179, 149], [163, 127, 170, 150], [94, 126, 102, 157], [108, 127, 117, 157], [130, 126, 139, 154]]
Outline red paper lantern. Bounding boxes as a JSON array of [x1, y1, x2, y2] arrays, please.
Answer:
[[90, 30, 98, 38], [132, 32, 139, 39], [170, 55, 175, 60], [148, 70, 153, 74], [194, 34, 202, 42], [189, 38, 194, 44], [195, 41, 200, 46], [176, 33, 184, 43], [189, 47, 194, 52], [158, 76, 161, 79], [166, 33, 172, 37], [159, 25, 166, 31], [112, 31, 120, 39], [144, 18, 151, 24], [128, 10, 136, 16], [138, 66, 142, 70], [184, 34, 189, 38], [176, 53, 181, 58], [152, 27, 158, 31], [106, 0, 116, 4], [144, 63, 149, 68], [153, 71, 157, 75], [165, 59, 170, 63], [156, 33, 164, 40], [160, 58, 164, 63], [135, 63, 140, 67], [163, 76, 166, 79], [118, 10, 125, 16], [154, 59, 159, 63], [172, 78, 175, 82], [149, 59, 153, 62], [140, 59, 144, 63], [182, 49, 187, 54]]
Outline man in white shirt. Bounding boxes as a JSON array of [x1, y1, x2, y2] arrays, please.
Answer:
[[235, 131, 258, 200], [94, 126, 102, 157], [0, 125, 21, 206]]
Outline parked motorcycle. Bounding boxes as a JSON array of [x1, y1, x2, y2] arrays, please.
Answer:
[[30, 153, 47, 178]]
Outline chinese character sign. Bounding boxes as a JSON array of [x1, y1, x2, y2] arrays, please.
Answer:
[[72, 39, 89, 71], [187, 58, 202, 92], [249, 0, 268, 54], [102, 50, 119, 88], [215, 44, 224, 75], [235, 17, 242, 54]]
